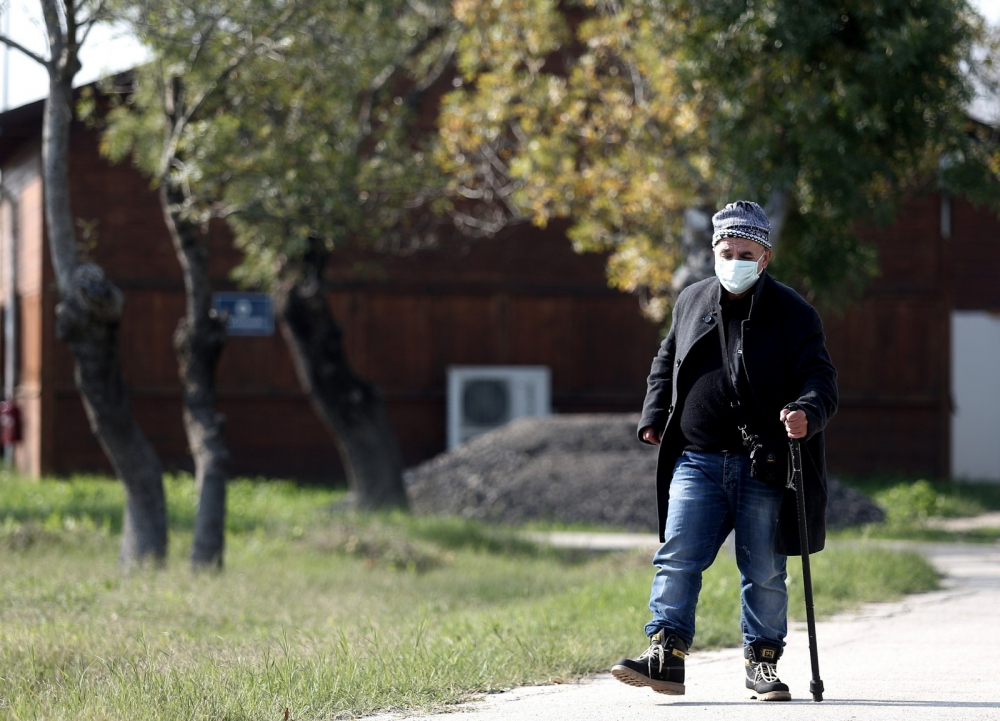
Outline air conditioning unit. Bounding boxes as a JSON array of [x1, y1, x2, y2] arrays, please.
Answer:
[[447, 366, 552, 449]]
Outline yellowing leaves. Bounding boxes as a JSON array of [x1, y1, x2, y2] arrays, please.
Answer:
[[440, 0, 714, 285]]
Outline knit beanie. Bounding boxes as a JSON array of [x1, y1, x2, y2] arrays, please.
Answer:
[[711, 200, 771, 249]]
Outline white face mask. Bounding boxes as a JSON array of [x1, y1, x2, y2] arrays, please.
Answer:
[[715, 256, 763, 295]]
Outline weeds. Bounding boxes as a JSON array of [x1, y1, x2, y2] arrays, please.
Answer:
[[836, 474, 1000, 542]]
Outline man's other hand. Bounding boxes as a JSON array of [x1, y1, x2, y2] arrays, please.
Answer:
[[779, 408, 808, 439], [641, 426, 662, 445]]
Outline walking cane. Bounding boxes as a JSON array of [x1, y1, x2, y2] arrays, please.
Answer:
[[786, 405, 824, 702]]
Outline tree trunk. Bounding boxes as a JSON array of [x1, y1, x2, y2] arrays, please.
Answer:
[[160, 186, 229, 569], [44, 58, 168, 567], [670, 206, 716, 296], [273, 249, 408, 511]]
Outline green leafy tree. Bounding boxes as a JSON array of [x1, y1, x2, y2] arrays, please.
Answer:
[[101, 0, 302, 568], [220, 3, 455, 513], [439, 0, 999, 320], [103, 0, 456, 511]]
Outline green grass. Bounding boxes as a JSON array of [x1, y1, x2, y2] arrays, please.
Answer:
[[0, 472, 940, 720], [836, 474, 1000, 543], [838, 474, 1000, 514]]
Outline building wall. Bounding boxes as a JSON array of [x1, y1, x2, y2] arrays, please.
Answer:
[[0, 144, 54, 477], [951, 311, 1000, 481], [37, 122, 662, 480], [325, 222, 661, 463], [2, 116, 998, 481], [951, 198, 1000, 312], [948, 197, 1000, 481], [822, 194, 952, 477], [50, 123, 342, 479]]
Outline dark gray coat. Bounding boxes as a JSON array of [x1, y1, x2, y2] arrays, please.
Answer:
[[637, 273, 838, 556]]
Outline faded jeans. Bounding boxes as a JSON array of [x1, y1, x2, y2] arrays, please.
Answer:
[[645, 450, 787, 649]]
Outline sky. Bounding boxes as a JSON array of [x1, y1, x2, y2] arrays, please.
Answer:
[[0, 2, 148, 111], [0, 0, 998, 118]]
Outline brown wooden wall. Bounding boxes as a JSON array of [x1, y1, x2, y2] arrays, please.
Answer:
[[951, 198, 1000, 312], [9, 120, 661, 480], [325, 222, 661, 462], [2, 110, 999, 481], [51, 123, 344, 479], [822, 194, 952, 477]]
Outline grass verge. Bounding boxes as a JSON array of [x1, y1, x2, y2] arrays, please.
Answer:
[[1, 473, 938, 720], [836, 474, 1000, 543]]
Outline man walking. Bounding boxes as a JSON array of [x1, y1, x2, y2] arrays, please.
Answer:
[[611, 200, 838, 701]]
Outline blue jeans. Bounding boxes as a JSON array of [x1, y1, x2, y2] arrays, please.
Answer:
[[645, 450, 787, 649]]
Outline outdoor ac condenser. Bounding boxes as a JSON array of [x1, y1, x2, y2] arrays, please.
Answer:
[[446, 366, 552, 450]]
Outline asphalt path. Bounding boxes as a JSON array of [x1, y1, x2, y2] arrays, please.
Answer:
[[369, 539, 1000, 721]]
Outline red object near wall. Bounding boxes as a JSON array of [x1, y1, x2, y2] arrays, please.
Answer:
[[1, 400, 23, 444]]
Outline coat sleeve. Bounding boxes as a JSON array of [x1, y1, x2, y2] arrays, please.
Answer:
[[637, 304, 680, 443], [789, 305, 838, 442]]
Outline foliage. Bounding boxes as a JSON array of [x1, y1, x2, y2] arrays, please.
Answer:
[[100, 0, 455, 290], [874, 478, 984, 524], [840, 473, 1000, 514], [100, 0, 301, 194], [0, 472, 939, 719], [439, 0, 999, 317], [833, 474, 1000, 542]]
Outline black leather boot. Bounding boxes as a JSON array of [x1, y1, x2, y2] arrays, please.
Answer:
[[745, 642, 791, 701], [611, 629, 687, 695]]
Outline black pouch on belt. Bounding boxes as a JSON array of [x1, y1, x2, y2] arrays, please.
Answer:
[[740, 427, 788, 488]]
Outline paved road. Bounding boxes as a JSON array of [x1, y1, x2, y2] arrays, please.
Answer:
[[369, 540, 1000, 721]]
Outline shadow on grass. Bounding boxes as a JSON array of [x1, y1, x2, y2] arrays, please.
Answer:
[[0, 472, 599, 567], [0, 473, 348, 537], [317, 509, 601, 566], [0, 473, 125, 533]]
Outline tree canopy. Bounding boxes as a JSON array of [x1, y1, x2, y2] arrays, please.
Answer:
[[438, 0, 999, 319], [101, 0, 1000, 318], [101, 0, 455, 289]]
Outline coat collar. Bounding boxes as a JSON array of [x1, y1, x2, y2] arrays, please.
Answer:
[[713, 271, 770, 316]]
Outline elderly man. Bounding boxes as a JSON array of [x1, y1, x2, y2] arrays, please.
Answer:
[[611, 200, 838, 701]]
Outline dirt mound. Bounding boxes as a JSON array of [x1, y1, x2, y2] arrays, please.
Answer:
[[405, 414, 884, 531]]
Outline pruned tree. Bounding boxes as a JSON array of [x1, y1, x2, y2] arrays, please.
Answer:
[[439, 0, 1000, 320], [102, 0, 456, 511], [100, 0, 303, 569], [0, 0, 168, 566], [219, 0, 456, 511]]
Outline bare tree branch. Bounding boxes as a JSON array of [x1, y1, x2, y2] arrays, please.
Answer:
[[41, 0, 65, 39], [65, 0, 78, 60], [161, 2, 301, 177], [411, 27, 458, 94], [187, 12, 224, 67], [0, 33, 49, 67], [355, 20, 451, 144], [77, 0, 109, 48]]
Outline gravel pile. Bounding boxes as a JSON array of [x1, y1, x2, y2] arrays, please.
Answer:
[[405, 414, 884, 531]]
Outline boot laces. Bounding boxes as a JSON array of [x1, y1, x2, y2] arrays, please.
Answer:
[[755, 661, 780, 684], [637, 640, 666, 672]]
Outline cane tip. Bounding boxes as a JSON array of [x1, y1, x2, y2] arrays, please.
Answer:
[[810, 678, 824, 702]]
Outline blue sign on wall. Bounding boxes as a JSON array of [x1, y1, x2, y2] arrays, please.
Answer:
[[212, 292, 275, 336]]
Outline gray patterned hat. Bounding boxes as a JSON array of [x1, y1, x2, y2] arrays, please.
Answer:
[[711, 200, 771, 249]]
